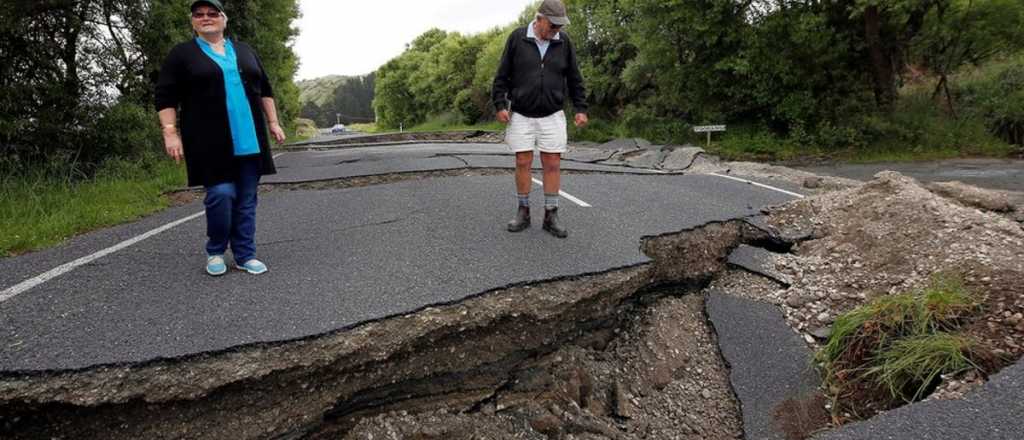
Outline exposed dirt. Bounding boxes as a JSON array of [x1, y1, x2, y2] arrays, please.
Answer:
[[337, 295, 743, 440], [718, 170, 1024, 421]]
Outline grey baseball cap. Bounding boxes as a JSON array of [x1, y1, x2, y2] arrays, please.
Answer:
[[538, 0, 570, 26], [191, 0, 224, 12]]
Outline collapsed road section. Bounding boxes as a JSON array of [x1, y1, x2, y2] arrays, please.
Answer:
[[0, 220, 774, 439]]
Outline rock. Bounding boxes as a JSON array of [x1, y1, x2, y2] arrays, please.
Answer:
[[927, 181, 1014, 213], [701, 389, 713, 399], [1008, 313, 1023, 326], [810, 326, 832, 340], [786, 293, 810, 308], [613, 381, 637, 419], [803, 176, 823, 189], [529, 412, 563, 436]]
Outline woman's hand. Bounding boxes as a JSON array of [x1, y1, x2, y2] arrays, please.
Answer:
[[269, 122, 286, 145], [163, 128, 184, 163]]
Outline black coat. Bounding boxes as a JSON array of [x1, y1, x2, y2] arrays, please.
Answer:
[[155, 39, 277, 187], [492, 26, 587, 118]]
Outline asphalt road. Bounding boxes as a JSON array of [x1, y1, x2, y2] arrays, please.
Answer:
[[0, 145, 796, 372]]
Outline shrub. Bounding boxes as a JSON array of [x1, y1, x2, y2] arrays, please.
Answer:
[[955, 57, 1024, 146], [92, 102, 162, 162], [621, 106, 693, 145]]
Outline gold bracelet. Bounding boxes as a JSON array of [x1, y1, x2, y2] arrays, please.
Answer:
[[162, 124, 176, 130]]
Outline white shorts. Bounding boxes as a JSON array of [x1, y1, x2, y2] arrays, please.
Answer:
[[505, 111, 568, 154]]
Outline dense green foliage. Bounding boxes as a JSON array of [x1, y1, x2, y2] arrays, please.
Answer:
[[0, 0, 302, 176], [370, 0, 1024, 156], [298, 74, 376, 127]]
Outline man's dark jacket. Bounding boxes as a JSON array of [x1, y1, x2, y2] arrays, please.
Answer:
[[492, 26, 587, 118], [155, 39, 276, 188]]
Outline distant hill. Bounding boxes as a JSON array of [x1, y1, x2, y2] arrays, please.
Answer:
[[297, 75, 347, 106], [298, 74, 376, 127]]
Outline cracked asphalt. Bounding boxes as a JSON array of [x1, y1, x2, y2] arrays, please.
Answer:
[[0, 143, 796, 372]]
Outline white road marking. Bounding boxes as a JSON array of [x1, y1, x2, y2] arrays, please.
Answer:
[[710, 173, 806, 199], [273, 152, 285, 159], [0, 211, 206, 303], [531, 178, 593, 208]]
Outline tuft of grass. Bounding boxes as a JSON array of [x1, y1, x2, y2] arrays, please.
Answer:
[[917, 273, 980, 333], [817, 273, 988, 418], [0, 154, 186, 256], [820, 293, 919, 367], [866, 333, 980, 403]]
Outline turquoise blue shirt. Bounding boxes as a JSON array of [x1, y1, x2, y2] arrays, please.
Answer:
[[196, 38, 260, 156]]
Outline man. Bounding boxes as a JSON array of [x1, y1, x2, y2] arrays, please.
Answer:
[[492, 0, 588, 239]]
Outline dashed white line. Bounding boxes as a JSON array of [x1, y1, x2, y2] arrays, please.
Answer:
[[710, 173, 806, 199], [531, 178, 593, 208], [0, 211, 206, 303]]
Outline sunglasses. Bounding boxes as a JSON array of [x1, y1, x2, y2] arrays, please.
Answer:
[[191, 11, 222, 19]]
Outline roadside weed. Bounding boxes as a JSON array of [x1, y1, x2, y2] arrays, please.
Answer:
[[817, 273, 990, 418]]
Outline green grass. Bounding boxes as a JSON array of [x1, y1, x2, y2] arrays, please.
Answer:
[[817, 273, 988, 415], [347, 122, 382, 133], [866, 333, 981, 402], [0, 155, 187, 257]]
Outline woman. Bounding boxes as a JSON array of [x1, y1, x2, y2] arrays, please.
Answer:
[[155, 0, 286, 276]]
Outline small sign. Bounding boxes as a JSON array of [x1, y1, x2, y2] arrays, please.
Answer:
[[693, 125, 726, 133]]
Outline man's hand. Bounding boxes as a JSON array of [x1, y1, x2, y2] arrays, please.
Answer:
[[497, 110, 511, 124], [163, 129, 184, 164], [574, 113, 589, 128], [269, 122, 287, 145]]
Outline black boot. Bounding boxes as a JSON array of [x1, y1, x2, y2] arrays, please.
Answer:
[[507, 206, 530, 232], [543, 207, 568, 238]]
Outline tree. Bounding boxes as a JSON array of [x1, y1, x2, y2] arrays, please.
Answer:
[[219, 0, 302, 133], [0, 0, 303, 172], [911, 0, 1024, 116]]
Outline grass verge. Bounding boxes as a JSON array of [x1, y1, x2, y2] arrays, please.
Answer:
[[0, 155, 187, 257]]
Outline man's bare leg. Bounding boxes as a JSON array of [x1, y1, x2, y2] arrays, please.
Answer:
[[540, 152, 567, 238], [515, 151, 534, 195], [540, 152, 560, 194], [508, 151, 534, 232]]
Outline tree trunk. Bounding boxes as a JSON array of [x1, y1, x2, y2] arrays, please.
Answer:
[[864, 5, 897, 111]]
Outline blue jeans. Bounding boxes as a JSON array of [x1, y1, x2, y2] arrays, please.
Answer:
[[204, 159, 261, 263]]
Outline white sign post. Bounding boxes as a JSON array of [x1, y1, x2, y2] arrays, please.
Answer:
[[693, 125, 726, 148]]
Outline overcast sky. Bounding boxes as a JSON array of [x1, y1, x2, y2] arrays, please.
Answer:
[[293, 0, 537, 80]]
